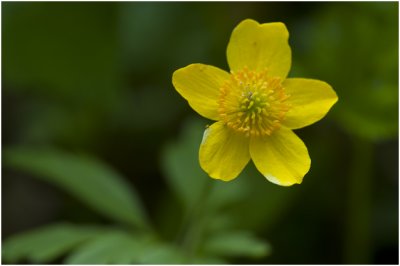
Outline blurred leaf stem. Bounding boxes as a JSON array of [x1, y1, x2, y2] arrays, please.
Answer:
[[176, 179, 214, 260], [344, 137, 373, 263]]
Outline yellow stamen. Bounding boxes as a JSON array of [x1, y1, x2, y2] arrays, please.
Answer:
[[218, 67, 290, 137]]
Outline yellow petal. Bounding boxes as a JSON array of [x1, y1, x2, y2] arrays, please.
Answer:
[[226, 19, 291, 79], [199, 121, 250, 181], [172, 64, 230, 121], [250, 127, 310, 186], [282, 78, 338, 129]]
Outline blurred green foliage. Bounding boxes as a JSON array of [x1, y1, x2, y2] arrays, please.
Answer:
[[2, 1, 398, 264], [4, 148, 148, 229], [298, 3, 398, 141], [3, 121, 270, 263]]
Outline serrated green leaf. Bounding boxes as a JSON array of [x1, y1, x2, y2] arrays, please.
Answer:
[[4, 148, 149, 229], [137, 242, 186, 264], [202, 231, 271, 259], [65, 231, 139, 264], [2, 223, 106, 263], [66, 230, 186, 264]]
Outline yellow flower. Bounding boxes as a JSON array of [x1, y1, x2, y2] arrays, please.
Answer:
[[172, 19, 338, 186]]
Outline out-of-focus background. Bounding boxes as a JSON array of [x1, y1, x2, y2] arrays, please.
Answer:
[[2, 2, 398, 264]]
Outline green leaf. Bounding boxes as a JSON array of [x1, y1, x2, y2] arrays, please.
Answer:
[[161, 118, 209, 209], [2, 223, 106, 263], [4, 147, 149, 229], [161, 117, 251, 212], [65, 230, 140, 264], [189, 256, 228, 264], [66, 231, 186, 264], [136, 242, 186, 264], [202, 231, 271, 259]]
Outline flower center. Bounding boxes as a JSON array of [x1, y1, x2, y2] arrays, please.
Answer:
[[218, 67, 290, 137]]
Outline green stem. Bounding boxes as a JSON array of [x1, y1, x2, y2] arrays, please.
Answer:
[[344, 137, 373, 263], [177, 179, 214, 260]]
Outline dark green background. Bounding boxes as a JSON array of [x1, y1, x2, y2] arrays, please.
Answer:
[[2, 2, 398, 264]]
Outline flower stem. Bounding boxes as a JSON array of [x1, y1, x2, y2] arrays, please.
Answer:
[[176, 179, 214, 260]]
